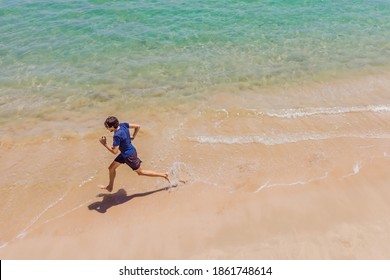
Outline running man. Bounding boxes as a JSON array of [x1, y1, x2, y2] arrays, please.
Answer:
[[99, 116, 169, 192]]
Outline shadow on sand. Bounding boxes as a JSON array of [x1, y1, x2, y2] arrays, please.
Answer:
[[88, 187, 170, 213]]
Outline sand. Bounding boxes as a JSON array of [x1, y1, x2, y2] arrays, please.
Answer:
[[1, 139, 390, 259], [1, 73, 390, 259]]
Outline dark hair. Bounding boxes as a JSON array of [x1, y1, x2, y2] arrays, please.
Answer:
[[104, 116, 119, 129]]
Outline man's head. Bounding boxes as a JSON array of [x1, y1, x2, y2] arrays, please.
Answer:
[[104, 116, 119, 132]]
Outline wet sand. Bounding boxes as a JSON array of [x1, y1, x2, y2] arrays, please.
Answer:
[[1, 73, 390, 259], [1, 150, 390, 259]]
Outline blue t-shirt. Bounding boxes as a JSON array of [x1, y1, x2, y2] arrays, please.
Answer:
[[113, 123, 136, 158]]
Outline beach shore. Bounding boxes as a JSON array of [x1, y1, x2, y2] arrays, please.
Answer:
[[1, 73, 390, 259]]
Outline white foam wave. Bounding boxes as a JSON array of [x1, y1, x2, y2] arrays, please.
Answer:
[[15, 188, 71, 239], [255, 172, 329, 192], [340, 161, 362, 180], [41, 198, 95, 226], [211, 105, 390, 119], [78, 173, 97, 188], [353, 161, 361, 174], [9, 196, 94, 248], [266, 105, 390, 119], [190, 132, 390, 146]]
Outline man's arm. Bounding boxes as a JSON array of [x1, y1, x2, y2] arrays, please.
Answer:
[[99, 136, 119, 155], [129, 123, 140, 140]]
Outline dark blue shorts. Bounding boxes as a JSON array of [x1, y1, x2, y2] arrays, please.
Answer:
[[114, 151, 142, 171]]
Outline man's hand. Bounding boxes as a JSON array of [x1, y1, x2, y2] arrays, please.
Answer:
[[99, 136, 107, 146], [100, 136, 119, 155]]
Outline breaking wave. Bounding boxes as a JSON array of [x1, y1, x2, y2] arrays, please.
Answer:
[[189, 132, 390, 145]]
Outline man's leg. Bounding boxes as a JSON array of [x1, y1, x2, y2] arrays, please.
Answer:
[[135, 167, 170, 182], [100, 161, 121, 192]]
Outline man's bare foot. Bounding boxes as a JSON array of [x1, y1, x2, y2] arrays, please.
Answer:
[[98, 184, 113, 192]]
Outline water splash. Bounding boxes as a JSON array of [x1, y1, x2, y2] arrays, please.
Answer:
[[169, 161, 191, 187]]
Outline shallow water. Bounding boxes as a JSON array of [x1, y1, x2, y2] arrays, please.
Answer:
[[1, 0, 389, 120]]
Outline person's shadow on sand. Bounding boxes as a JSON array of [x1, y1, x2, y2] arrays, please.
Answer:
[[88, 187, 170, 213]]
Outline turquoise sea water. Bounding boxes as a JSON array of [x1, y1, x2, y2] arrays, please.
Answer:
[[0, 0, 389, 118]]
